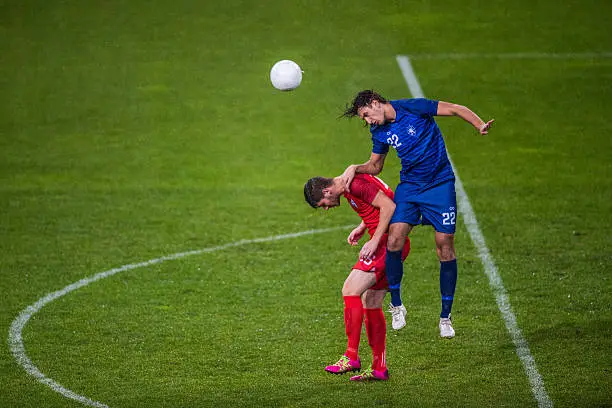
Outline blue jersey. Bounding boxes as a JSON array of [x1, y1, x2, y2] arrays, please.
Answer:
[[371, 98, 454, 188]]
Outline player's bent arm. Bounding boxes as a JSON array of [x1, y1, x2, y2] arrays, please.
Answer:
[[341, 153, 387, 191], [436, 101, 494, 134], [368, 190, 396, 246], [359, 190, 395, 259], [359, 191, 395, 259], [348, 221, 367, 246], [355, 152, 387, 176]]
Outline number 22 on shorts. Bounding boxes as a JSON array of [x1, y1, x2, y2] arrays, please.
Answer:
[[442, 211, 456, 225]]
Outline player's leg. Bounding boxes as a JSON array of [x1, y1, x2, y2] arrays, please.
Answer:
[[342, 270, 377, 360], [385, 222, 413, 330], [420, 180, 458, 338], [435, 231, 457, 338], [350, 288, 389, 381], [386, 222, 413, 307], [350, 266, 389, 382], [385, 182, 419, 315], [325, 269, 376, 374]]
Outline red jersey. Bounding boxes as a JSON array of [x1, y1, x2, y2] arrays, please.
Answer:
[[343, 174, 394, 237]]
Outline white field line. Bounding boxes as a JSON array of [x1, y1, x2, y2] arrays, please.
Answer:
[[8, 226, 352, 408], [396, 55, 553, 408], [408, 51, 612, 60]]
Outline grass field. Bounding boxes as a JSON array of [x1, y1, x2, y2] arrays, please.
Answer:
[[1, 0, 611, 407]]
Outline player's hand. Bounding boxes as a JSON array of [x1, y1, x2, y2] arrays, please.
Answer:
[[347, 226, 366, 246], [479, 119, 494, 135], [340, 165, 357, 192], [359, 239, 379, 260]]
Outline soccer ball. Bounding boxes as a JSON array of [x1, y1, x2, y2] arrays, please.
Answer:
[[270, 60, 302, 91]]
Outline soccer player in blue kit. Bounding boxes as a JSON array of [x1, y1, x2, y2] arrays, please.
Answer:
[[341, 90, 493, 338]]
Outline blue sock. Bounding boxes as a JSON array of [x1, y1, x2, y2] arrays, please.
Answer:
[[440, 259, 457, 318], [386, 249, 404, 306]]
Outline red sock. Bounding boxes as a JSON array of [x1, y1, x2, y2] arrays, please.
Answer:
[[365, 308, 387, 371], [343, 296, 363, 361]]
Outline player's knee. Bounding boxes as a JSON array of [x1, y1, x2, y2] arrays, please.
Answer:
[[436, 244, 455, 261], [342, 282, 360, 297], [435, 233, 455, 261], [361, 290, 384, 309], [387, 234, 406, 252]]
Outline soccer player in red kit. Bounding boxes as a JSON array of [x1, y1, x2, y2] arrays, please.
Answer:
[[304, 174, 410, 381]]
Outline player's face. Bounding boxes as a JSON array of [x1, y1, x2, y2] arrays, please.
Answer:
[[358, 100, 386, 126], [317, 190, 341, 210]]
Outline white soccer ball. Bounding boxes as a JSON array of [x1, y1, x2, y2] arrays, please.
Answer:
[[270, 60, 302, 91]]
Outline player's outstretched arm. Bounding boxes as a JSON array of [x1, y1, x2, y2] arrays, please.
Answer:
[[359, 191, 395, 260], [436, 101, 494, 135], [341, 153, 387, 192]]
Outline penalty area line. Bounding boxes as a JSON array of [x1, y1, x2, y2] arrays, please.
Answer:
[[8, 225, 352, 408], [396, 55, 553, 408]]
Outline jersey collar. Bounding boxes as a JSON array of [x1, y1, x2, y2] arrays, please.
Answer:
[[389, 100, 405, 122]]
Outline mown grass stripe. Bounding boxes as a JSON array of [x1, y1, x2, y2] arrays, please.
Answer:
[[407, 52, 612, 60]]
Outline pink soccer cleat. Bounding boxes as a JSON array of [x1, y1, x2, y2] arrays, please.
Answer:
[[349, 367, 389, 381], [325, 355, 361, 374]]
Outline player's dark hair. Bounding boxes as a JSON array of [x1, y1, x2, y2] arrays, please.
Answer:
[[304, 177, 334, 208], [342, 90, 388, 118]]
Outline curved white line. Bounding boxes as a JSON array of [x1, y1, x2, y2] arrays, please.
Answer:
[[8, 226, 351, 408]]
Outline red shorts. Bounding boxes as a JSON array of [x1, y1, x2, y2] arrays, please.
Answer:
[[352, 236, 411, 290]]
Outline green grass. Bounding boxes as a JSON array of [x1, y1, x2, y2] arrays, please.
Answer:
[[1, 0, 611, 407]]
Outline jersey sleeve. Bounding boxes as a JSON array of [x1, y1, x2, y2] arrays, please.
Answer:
[[371, 129, 390, 155], [350, 176, 380, 205], [396, 98, 438, 117]]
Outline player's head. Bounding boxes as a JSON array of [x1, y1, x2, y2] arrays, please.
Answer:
[[304, 177, 342, 210], [343, 90, 389, 126]]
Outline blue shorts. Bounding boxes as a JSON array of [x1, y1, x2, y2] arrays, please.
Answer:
[[390, 180, 457, 234]]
